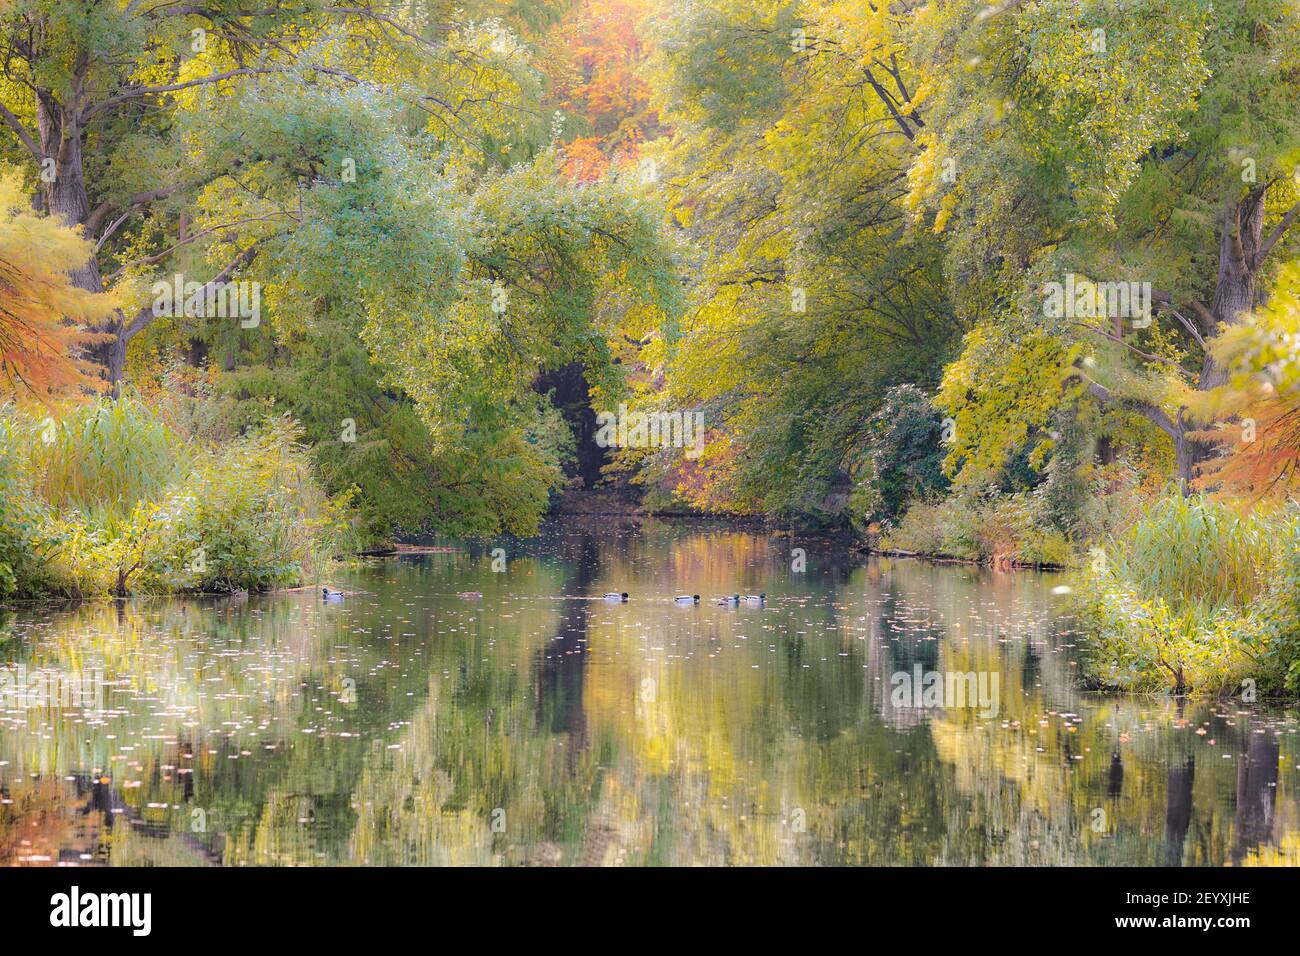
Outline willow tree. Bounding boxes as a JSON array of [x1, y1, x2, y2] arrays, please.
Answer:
[[0, 0, 552, 387], [907, 0, 1300, 488], [644, 0, 962, 519]]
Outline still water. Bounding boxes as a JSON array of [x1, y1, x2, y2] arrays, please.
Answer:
[[1, 519, 1297, 866]]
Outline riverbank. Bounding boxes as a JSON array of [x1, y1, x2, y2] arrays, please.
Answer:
[[0, 397, 352, 602]]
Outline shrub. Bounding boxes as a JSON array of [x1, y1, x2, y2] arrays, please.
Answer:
[[882, 488, 1073, 566], [0, 400, 353, 599], [854, 384, 949, 525], [148, 417, 357, 593], [0, 415, 50, 597], [1077, 495, 1300, 696]]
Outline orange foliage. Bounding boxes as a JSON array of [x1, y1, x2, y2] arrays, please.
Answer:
[[562, 136, 611, 182], [0, 169, 114, 399], [1193, 400, 1300, 499], [548, 0, 663, 177]]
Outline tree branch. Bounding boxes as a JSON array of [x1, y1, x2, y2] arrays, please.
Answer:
[[1255, 200, 1300, 268], [1152, 288, 1216, 337], [0, 101, 40, 160], [81, 67, 284, 123], [120, 244, 261, 348], [1082, 376, 1179, 439], [1072, 322, 1183, 369], [105, 212, 292, 282], [861, 68, 915, 141], [85, 182, 188, 238]]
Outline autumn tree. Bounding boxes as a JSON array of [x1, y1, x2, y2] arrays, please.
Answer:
[[908, 0, 1300, 489], [0, 0, 551, 387], [545, 0, 662, 178], [642, 0, 962, 518], [0, 164, 114, 397]]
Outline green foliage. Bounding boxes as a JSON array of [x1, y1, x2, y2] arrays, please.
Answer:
[[853, 384, 950, 525], [647, 0, 963, 522], [908, 0, 1300, 489], [1078, 496, 1300, 695], [168, 79, 679, 539], [0, 415, 50, 598], [214, 309, 578, 540], [3, 2, 681, 546], [1106, 495, 1272, 608], [883, 488, 1073, 567], [0, 401, 351, 599], [28, 392, 187, 517], [1039, 406, 1094, 537], [363, 155, 681, 447], [138, 417, 352, 593]]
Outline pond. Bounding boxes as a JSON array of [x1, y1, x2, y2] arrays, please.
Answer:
[[1, 518, 1297, 866]]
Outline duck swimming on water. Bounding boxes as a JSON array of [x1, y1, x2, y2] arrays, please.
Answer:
[[602, 592, 629, 602], [322, 587, 345, 599], [675, 594, 700, 605], [743, 593, 766, 606], [716, 594, 740, 606]]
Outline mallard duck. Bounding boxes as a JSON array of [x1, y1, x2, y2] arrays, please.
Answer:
[[321, 587, 345, 599], [716, 594, 740, 606], [458, 591, 483, 600], [674, 594, 700, 605], [743, 593, 766, 606], [602, 592, 629, 602]]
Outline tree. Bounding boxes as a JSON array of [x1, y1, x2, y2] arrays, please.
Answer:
[[0, 0, 550, 388], [0, 163, 114, 397], [644, 0, 964, 519], [0, 1, 681, 536], [908, 0, 1300, 489], [546, 0, 661, 170], [1191, 261, 1300, 496], [860, 384, 950, 524]]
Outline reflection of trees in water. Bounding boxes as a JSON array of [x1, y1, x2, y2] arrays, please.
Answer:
[[3, 527, 1299, 867], [534, 532, 598, 745], [870, 583, 942, 731], [1164, 755, 1195, 866], [1232, 729, 1281, 865]]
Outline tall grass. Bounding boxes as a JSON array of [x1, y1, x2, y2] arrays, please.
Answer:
[[26, 392, 188, 516], [0, 398, 353, 599], [1110, 495, 1272, 610], [1079, 494, 1300, 696]]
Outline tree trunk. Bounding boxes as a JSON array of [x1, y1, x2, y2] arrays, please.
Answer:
[[1170, 191, 1268, 489], [1201, 193, 1265, 390], [36, 93, 101, 293], [1173, 422, 1196, 491], [36, 88, 131, 391]]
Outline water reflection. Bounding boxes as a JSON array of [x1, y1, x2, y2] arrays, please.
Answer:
[[1, 519, 1297, 866]]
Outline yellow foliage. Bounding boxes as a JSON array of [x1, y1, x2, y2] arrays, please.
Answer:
[[0, 166, 118, 398]]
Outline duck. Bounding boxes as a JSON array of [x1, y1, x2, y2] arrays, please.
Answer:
[[716, 594, 740, 606], [321, 587, 345, 599], [674, 594, 700, 605], [743, 593, 766, 606], [458, 591, 483, 600], [602, 592, 629, 602]]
